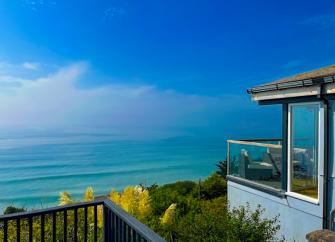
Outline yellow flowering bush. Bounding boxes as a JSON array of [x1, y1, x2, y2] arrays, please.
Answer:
[[109, 186, 151, 221], [59, 191, 73, 205], [84, 186, 94, 202], [160, 203, 177, 226]]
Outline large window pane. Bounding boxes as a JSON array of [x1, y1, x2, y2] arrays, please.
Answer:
[[290, 104, 319, 199]]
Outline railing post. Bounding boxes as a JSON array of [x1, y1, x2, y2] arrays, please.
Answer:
[[41, 214, 45, 242], [84, 207, 88, 242], [116, 216, 120, 241], [29, 217, 33, 242], [94, 205, 98, 242], [74, 208, 78, 242], [111, 212, 116, 242], [227, 141, 230, 175], [104, 205, 110, 242]]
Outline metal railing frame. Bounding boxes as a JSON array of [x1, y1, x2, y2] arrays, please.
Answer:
[[0, 200, 165, 242]]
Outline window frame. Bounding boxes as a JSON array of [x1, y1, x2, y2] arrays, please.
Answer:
[[286, 102, 323, 204]]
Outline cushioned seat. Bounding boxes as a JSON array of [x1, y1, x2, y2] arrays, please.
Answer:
[[248, 162, 273, 169]]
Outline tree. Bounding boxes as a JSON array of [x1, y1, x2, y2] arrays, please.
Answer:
[[194, 173, 227, 200], [216, 160, 227, 179], [3, 206, 26, 214]]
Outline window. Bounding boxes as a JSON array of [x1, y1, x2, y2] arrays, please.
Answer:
[[288, 103, 321, 201]]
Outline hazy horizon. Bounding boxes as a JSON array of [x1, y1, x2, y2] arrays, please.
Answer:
[[0, 1, 334, 139]]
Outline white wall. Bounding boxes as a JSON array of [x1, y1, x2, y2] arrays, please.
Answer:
[[228, 181, 323, 241]]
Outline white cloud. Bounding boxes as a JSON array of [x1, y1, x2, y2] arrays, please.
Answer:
[[0, 61, 259, 137], [22, 62, 39, 70], [103, 7, 126, 20], [101, 1, 127, 23], [22, 0, 56, 11]]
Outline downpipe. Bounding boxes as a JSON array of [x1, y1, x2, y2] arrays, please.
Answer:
[[318, 85, 329, 229]]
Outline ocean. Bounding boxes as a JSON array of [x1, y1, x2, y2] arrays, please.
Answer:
[[0, 133, 226, 212]]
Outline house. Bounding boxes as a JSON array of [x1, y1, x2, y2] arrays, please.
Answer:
[[227, 65, 335, 241]]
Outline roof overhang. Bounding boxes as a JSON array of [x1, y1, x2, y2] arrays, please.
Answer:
[[249, 75, 335, 102], [252, 85, 319, 101]]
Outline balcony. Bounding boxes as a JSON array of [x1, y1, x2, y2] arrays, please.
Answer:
[[227, 139, 283, 191], [0, 199, 165, 242]]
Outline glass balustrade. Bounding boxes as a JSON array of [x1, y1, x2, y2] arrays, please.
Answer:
[[228, 139, 282, 190]]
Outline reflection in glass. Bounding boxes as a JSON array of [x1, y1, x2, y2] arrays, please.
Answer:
[[228, 140, 282, 189], [290, 104, 319, 199]]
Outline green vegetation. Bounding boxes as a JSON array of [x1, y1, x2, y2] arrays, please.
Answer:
[[2, 165, 281, 241], [3, 206, 26, 215], [216, 159, 228, 179], [141, 173, 280, 242]]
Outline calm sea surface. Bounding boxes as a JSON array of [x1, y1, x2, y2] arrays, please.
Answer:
[[0, 134, 226, 212]]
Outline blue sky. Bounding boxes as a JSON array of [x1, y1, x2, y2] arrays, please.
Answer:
[[0, 0, 334, 138]]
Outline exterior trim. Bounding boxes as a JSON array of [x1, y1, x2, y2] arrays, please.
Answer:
[[285, 191, 319, 204], [258, 94, 335, 105], [252, 85, 319, 102], [281, 104, 288, 191], [258, 96, 319, 105], [287, 102, 323, 204], [321, 92, 329, 229], [226, 175, 285, 198]]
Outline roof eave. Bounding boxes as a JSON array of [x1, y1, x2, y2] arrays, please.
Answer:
[[247, 75, 335, 95]]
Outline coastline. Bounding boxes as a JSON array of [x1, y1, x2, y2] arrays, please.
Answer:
[[0, 136, 225, 211]]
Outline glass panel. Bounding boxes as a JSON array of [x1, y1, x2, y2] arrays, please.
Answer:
[[290, 104, 319, 199], [228, 140, 282, 189]]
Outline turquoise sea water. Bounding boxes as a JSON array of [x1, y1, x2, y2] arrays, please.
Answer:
[[0, 134, 226, 212]]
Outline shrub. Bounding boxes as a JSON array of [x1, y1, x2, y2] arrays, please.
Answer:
[[149, 181, 196, 217], [176, 196, 228, 242], [175, 199, 281, 242], [216, 160, 227, 179], [84, 186, 94, 202], [227, 204, 281, 242], [193, 173, 227, 200], [109, 186, 151, 221], [59, 191, 73, 205], [3, 206, 26, 214]]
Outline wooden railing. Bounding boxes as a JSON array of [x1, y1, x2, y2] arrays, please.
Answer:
[[227, 139, 282, 149], [0, 200, 165, 242]]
